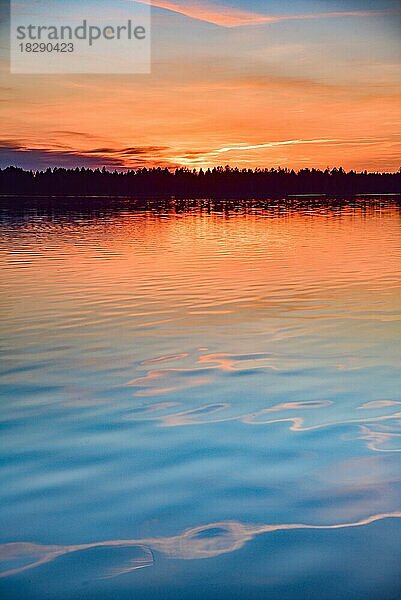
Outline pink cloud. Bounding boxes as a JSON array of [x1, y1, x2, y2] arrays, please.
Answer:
[[137, 0, 393, 28]]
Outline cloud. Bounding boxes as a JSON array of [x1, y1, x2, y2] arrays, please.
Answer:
[[86, 145, 169, 156], [170, 138, 341, 165], [50, 130, 101, 140], [0, 141, 172, 170], [137, 0, 394, 28], [138, 0, 278, 27], [170, 136, 401, 167], [0, 141, 124, 170], [215, 139, 338, 154]]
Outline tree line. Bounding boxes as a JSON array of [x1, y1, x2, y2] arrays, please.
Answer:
[[1, 165, 400, 197]]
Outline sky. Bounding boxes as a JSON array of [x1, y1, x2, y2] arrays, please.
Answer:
[[0, 0, 400, 171]]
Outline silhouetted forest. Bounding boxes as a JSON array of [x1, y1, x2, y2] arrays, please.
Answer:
[[1, 166, 400, 198]]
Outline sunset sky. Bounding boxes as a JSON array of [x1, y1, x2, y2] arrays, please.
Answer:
[[0, 0, 400, 171]]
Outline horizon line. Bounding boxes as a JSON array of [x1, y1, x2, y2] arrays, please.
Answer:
[[1, 165, 401, 174]]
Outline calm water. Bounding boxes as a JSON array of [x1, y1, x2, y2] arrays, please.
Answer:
[[1, 198, 401, 599]]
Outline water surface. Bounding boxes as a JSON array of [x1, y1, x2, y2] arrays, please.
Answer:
[[1, 198, 400, 599]]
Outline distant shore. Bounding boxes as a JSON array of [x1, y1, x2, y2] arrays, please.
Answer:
[[1, 166, 400, 198]]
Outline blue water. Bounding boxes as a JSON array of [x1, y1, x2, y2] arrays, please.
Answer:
[[0, 199, 400, 599]]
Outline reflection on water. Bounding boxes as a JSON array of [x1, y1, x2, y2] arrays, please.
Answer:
[[1, 512, 401, 578], [0, 198, 400, 599]]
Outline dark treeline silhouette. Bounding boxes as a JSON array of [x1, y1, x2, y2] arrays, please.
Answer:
[[1, 165, 400, 198]]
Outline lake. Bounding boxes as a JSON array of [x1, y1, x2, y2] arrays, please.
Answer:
[[1, 198, 400, 599]]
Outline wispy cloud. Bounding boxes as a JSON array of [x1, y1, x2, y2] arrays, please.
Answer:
[[137, 0, 394, 28], [86, 145, 169, 156], [137, 0, 278, 27], [0, 141, 168, 170], [0, 143, 123, 170], [215, 139, 338, 154], [170, 136, 401, 168], [171, 138, 342, 165]]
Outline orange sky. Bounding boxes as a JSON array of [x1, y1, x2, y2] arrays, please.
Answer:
[[0, 0, 400, 170]]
